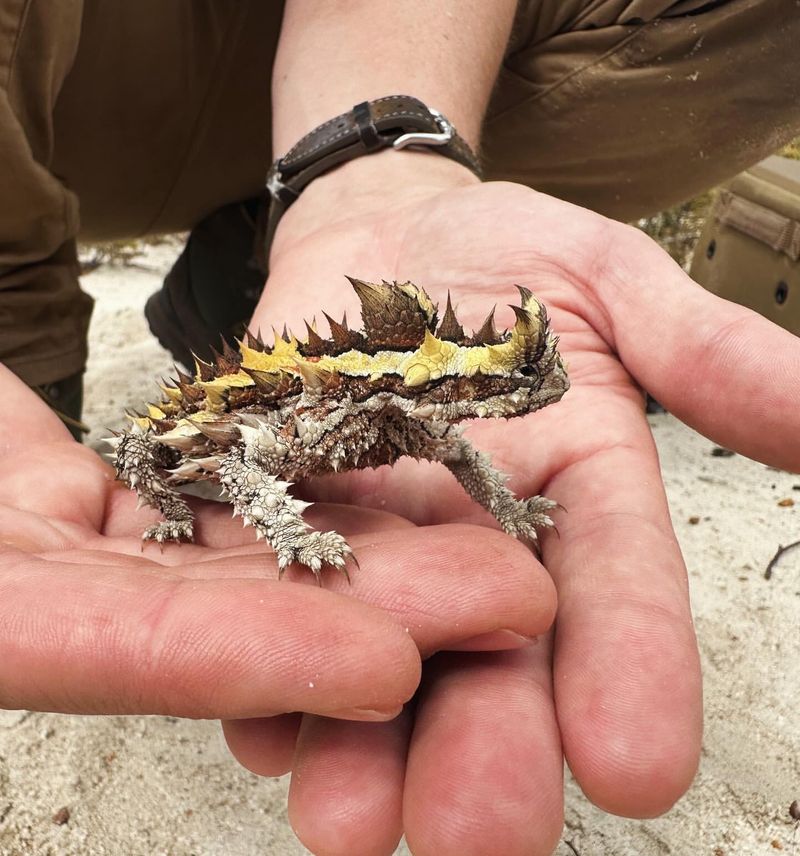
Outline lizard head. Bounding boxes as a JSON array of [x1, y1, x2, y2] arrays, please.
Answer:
[[385, 282, 570, 424]]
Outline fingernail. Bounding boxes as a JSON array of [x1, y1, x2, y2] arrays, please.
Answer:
[[449, 630, 538, 652], [327, 706, 403, 722]]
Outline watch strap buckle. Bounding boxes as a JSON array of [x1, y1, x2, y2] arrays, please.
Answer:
[[392, 108, 453, 150]]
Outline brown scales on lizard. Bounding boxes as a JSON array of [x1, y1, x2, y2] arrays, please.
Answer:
[[108, 278, 569, 582]]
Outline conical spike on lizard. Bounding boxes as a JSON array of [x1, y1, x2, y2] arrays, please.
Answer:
[[302, 320, 327, 356], [514, 285, 534, 308], [323, 311, 363, 352], [210, 337, 242, 375], [193, 355, 216, 382], [240, 366, 282, 393], [348, 276, 432, 349], [222, 336, 242, 365], [296, 361, 339, 392], [244, 327, 268, 352], [436, 291, 465, 342], [473, 306, 502, 345]]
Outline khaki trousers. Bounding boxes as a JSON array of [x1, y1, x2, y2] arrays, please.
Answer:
[[1, 0, 798, 386]]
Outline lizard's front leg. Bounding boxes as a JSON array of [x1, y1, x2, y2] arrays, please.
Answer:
[[217, 445, 353, 583], [431, 432, 558, 543], [111, 431, 195, 544]]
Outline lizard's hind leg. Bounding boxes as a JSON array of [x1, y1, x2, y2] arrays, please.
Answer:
[[217, 446, 353, 582], [432, 434, 558, 544], [111, 431, 195, 545]]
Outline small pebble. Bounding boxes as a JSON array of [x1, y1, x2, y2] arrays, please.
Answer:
[[777, 498, 795, 508], [688, 515, 700, 525], [790, 799, 800, 820], [710, 447, 735, 457], [52, 807, 70, 825]]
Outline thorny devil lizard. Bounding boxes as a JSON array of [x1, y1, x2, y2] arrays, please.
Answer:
[[108, 278, 569, 582]]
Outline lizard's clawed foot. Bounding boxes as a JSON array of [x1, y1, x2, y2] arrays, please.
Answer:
[[279, 531, 355, 584], [495, 495, 560, 542], [142, 519, 195, 547]]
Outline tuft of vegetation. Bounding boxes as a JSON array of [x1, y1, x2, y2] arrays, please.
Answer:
[[77, 235, 184, 274], [636, 192, 713, 271], [638, 137, 800, 269], [78, 239, 145, 273], [779, 139, 800, 160]]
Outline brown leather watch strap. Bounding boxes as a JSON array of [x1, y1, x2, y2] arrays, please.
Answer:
[[257, 96, 482, 271]]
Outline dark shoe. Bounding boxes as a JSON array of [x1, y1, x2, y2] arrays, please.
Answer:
[[145, 199, 266, 369]]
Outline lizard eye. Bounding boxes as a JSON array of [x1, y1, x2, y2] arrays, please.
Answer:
[[518, 364, 539, 378]]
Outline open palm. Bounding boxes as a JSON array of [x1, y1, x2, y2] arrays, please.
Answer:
[[242, 157, 800, 855]]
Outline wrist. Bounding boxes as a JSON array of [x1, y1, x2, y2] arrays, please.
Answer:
[[270, 148, 480, 261]]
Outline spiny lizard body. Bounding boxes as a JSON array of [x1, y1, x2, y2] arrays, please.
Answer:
[[108, 278, 569, 581]]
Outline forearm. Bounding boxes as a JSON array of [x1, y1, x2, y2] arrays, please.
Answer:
[[271, 0, 518, 153]]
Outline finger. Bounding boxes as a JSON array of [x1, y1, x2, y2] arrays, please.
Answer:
[[404, 648, 563, 856], [544, 401, 703, 817], [36, 524, 557, 656], [309, 525, 556, 657], [0, 549, 419, 719], [0, 443, 110, 532], [589, 222, 800, 470], [288, 711, 412, 856], [0, 363, 73, 447], [222, 714, 302, 777]]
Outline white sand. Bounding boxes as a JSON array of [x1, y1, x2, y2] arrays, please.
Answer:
[[1, 247, 798, 855]]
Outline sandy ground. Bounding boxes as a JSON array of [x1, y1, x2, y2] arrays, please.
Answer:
[[1, 245, 799, 856]]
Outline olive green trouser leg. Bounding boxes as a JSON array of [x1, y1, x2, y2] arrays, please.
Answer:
[[486, 0, 800, 220], [0, 0, 282, 434], [0, 0, 90, 389]]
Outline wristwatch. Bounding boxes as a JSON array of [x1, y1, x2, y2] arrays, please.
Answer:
[[257, 95, 482, 269]]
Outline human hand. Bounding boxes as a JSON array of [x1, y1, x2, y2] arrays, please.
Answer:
[[0, 363, 556, 727], [238, 150, 800, 855]]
